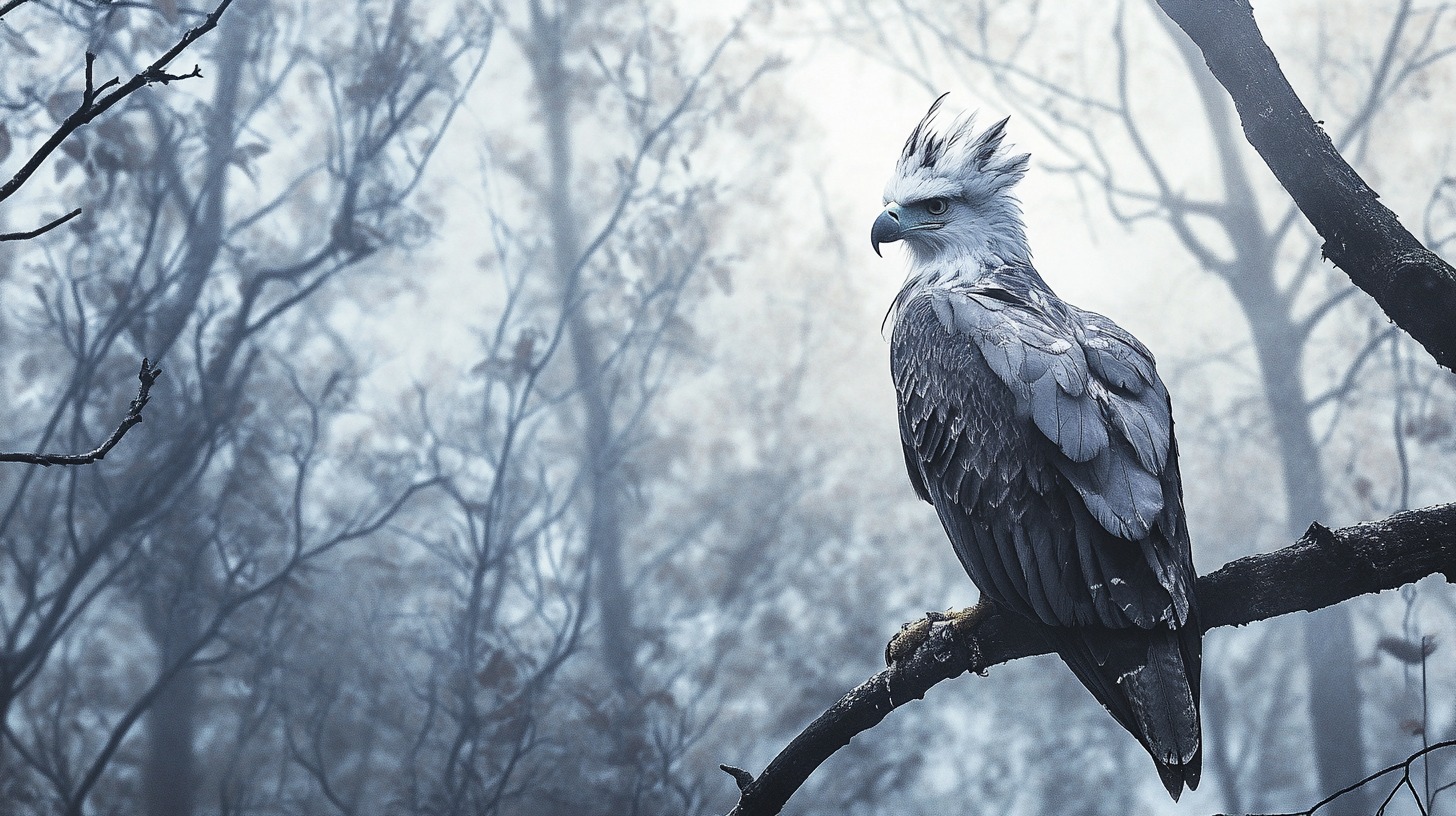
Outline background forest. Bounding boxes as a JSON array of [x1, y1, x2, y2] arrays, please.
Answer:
[[1, 1, 1454, 815]]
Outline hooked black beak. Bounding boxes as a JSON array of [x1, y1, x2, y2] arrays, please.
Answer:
[[871, 203, 903, 257]]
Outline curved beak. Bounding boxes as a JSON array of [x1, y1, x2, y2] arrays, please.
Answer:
[[871, 203, 904, 257]]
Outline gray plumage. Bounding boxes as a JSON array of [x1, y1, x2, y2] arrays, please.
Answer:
[[874, 98, 1201, 799]]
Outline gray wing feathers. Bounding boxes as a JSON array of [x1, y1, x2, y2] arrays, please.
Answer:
[[1060, 432, 1165, 541], [893, 286, 1201, 797], [926, 289, 1168, 540], [1084, 315, 1172, 472], [895, 288, 1192, 629]]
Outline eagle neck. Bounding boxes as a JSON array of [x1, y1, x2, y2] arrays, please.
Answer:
[[900, 243, 1046, 292], [891, 256, 1054, 327]]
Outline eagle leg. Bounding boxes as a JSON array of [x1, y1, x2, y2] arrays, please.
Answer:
[[885, 600, 993, 666]]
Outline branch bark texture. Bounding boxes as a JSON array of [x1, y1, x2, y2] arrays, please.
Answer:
[[1154, 0, 1456, 372], [721, 504, 1456, 816], [0, 0, 234, 208], [0, 359, 159, 466]]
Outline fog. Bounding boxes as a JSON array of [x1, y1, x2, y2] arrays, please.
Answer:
[[1, 1, 1454, 814]]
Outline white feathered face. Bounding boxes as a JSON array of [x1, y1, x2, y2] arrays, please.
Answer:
[[872, 97, 1031, 264]]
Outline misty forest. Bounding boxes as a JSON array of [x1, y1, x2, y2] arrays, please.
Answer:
[[1, 1, 1455, 815]]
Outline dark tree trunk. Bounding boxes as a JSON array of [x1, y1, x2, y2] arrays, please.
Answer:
[[142, 618, 199, 816], [137, 8, 250, 814], [147, 0, 248, 359]]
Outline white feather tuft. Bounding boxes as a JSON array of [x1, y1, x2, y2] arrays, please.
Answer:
[[885, 97, 1030, 208]]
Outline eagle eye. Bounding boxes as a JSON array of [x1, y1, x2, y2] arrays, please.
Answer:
[[925, 198, 949, 216]]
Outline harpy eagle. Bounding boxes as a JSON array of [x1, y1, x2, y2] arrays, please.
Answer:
[[871, 97, 1201, 799]]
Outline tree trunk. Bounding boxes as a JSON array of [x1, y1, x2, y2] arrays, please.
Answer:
[[147, 1, 248, 359], [138, 8, 251, 814], [526, 4, 637, 697], [142, 614, 199, 816], [1237, 280, 1368, 816]]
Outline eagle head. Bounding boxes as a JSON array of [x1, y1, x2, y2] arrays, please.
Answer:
[[872, 94, 1031, 265]]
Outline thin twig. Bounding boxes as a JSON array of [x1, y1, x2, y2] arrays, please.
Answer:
[[1238, 740, 1456, 816], [0, 208, 82, 242], [0, 359, 161, 466]]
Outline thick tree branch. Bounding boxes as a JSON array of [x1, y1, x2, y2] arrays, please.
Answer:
[[0, 359, 161, 466], [1153, 0, 1456, 373], [719, 504, 1456, 816]]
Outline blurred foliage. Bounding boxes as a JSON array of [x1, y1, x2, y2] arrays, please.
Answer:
[[1, 1, 1455, 815]]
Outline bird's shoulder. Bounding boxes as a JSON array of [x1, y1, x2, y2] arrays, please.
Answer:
[[894, 272, 1153, 360], [892, 273, 1179, 541], [892, 274, 1168, 410]]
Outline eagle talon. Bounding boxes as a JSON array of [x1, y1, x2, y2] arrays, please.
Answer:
[[886, 606, 968, 665], [885, 615, 935, 666], [947, 600, 992, 636], [886, 603, 994, 667]]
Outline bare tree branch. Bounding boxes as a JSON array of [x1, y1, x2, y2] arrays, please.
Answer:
[[1154, 0, 1456, 373], [0, 359, 160, 466], [719, 503, 1456, 816], [0, 0, 235, 207], [0, 208, 82, 242], [1253, 739, 1456, 816], [0, 0, 33, 21]]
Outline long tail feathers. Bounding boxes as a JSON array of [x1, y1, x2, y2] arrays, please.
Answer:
[[1124, 631, 1202, 799], [1050, 625, 1202, 800]]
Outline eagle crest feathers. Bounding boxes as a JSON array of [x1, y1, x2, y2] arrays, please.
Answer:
[[890, 93, 1031, 207]]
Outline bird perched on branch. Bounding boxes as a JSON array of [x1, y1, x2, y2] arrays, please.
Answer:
[[871, 95, 1202, 799]]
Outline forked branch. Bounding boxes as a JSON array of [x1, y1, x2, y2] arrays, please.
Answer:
[[1242, 739, 1456, 816], [0, 0, 236, 209]]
